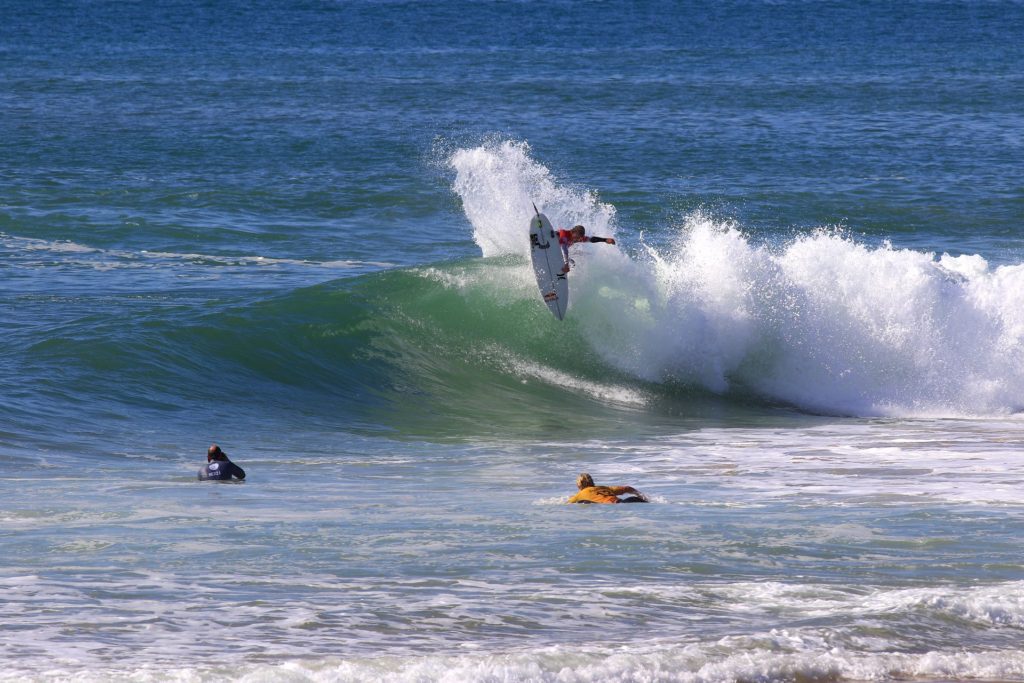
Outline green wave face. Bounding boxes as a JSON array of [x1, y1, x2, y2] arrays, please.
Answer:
[[199, 252, 777, 441], [265, 259, 731, 441]]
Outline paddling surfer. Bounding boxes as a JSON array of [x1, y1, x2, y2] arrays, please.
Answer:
[[198, 444, 246, 481], [567, 472, 648, 504]]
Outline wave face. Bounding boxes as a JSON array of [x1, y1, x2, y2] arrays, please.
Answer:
[[448, 140, 1024, 418]]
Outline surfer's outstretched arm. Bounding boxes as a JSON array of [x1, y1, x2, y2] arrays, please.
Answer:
[[608, 486, 640, 496], [609, 485, 648, 502], [557, 225, 617, 273]]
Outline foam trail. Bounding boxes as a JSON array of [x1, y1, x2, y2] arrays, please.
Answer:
[[449, 141, 1024, 418]]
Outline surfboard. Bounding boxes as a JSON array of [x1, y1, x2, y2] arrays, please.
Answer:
[[528, 208, 568, 320]]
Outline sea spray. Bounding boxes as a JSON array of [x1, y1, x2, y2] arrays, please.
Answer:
[[590, 219, 1024, 416], [748, 232, 1024, 415], [449, 139, 616, 258]]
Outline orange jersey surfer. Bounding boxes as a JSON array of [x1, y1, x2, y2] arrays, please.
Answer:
[[567, 472, 648, 504]]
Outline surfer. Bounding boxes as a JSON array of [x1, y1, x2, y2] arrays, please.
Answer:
[[558, 225, 616, 273], [567, 472, 648, 504], [198, 444, 246, 481]]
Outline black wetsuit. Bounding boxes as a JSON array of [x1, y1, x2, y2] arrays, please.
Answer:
[[198, 459, 246, 481]]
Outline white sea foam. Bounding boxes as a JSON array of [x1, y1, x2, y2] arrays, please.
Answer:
[[632, 421, 1024, 506], [7, 551, 1024, 680], [6, 637, 1024, 682], [448, 141, 1024, 418], [706, 579, 1024, 627]]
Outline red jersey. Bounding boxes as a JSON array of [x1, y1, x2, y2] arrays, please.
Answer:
[[557, 229, 587, 247]]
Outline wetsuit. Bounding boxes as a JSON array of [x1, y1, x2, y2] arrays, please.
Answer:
[[198, 459, 246, 481], [568, 485, 645, 504]]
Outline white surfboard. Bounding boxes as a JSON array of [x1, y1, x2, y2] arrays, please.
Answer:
[[529, 209, 568, 320]]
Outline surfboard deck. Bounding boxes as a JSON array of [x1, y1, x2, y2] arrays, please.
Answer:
[[529, 211, 568, 320]]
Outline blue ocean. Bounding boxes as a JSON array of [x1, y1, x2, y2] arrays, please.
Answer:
[[2, 1, 1024, 681]]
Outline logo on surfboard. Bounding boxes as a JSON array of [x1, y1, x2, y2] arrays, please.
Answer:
[[530, 208, 569, 320]]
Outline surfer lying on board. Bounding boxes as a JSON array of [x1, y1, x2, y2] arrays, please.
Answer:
[[558, 225, 615, 273], [198, 444, 246, 481], [567, 472, 648, 504]]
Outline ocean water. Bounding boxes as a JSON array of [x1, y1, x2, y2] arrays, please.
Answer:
[[2, 1, 1024, 681]]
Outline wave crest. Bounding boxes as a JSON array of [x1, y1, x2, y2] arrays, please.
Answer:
[[449, 140, 1024, 418]]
